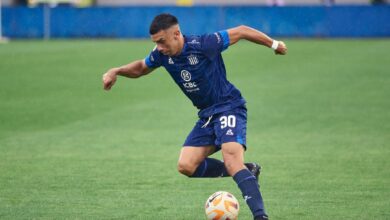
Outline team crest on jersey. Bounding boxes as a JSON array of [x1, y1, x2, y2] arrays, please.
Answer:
[[181, 70, 192, 82], [187, 54, 199, 65], [168, 57, 174, 64]]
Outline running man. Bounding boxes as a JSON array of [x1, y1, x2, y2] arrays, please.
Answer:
[[102, 13, 287, 220]]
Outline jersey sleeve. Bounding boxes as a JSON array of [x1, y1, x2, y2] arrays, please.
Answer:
[[144, 46, 162, 68], [201, 30, 230, 60]]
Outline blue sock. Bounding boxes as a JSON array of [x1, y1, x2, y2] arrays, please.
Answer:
[[190, 158, 229, 177], [233, 169, 267, 218]]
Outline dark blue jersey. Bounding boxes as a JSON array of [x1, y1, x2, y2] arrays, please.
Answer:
[[145, 30, 246, 118]]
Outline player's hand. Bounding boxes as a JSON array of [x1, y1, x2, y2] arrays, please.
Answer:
[[102, 69, 118, 91], [275, 41, 287, 55]]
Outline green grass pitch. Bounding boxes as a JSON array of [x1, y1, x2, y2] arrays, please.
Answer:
[[0, 39, 389, 219]]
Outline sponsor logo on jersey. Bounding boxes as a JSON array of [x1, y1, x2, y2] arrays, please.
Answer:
[[180, 70, 199, 92], [150, 55, 154, 62], [226, 129, 234, 136], [181, 70, 191, 82], [183, 82, 197, 89], [168, 57, 174, 64], [187, 55, 199, 65]]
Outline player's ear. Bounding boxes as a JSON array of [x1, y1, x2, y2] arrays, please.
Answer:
[[173, 30, 180, 39]]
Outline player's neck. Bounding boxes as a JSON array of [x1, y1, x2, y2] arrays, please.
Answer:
[[173, 35, 185, 56]]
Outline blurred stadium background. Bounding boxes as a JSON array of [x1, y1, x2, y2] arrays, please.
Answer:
[[1, 0, 389, 219], [1, 0, 389, 39]]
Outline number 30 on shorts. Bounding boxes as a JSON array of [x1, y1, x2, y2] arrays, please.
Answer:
[[220, 115, 236, 129]]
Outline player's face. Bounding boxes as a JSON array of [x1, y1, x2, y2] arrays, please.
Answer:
[[151, 26, 181, 56]]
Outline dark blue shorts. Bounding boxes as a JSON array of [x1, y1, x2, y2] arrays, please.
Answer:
[[183, 106, 247, 151]]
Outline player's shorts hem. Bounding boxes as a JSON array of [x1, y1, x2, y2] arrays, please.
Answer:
[[182, 143, 214, 147], [218, 141, 247, 151], [182, 142, 247, 152]]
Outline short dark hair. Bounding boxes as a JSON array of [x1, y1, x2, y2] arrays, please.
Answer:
[[149, 13, 179, 35]]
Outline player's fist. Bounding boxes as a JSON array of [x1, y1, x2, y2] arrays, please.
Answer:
[[102, 69, 118, 90], [275, 41, 287, 55]]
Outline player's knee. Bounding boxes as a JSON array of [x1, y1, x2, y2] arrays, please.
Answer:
[[177, 161, 196, 177], [223, 153, 245, 176]]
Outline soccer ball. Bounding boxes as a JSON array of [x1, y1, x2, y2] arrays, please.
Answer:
[[205, 191, 240, 220]]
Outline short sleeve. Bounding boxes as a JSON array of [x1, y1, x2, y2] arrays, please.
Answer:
[[144, 46, 162, 68], [201, 30, 230, 60]]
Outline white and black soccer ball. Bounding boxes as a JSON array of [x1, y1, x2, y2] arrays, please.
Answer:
[[205, 191, 240, 220]]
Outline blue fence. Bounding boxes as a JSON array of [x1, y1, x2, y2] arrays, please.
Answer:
[[2, 6, 390, 38]]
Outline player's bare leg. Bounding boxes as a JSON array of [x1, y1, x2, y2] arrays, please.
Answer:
[[177, 146, 215, 176], [221, 142, 246, 176], [178, 144, 261, 178], [222, 142, 268, 220]]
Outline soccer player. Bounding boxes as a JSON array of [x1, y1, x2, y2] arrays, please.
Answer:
[[102, 13, 287, 220]]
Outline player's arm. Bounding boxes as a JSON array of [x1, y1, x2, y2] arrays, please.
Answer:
[[102, 59, 154, 91], [227, 25, 287, 55]]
